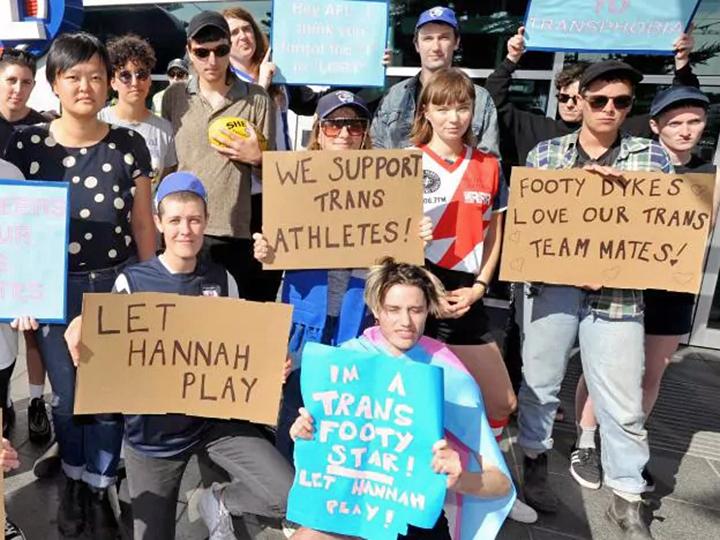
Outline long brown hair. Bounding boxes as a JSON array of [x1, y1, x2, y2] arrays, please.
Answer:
[[222, 6, 268, 80], [410, 67, 476, 146]]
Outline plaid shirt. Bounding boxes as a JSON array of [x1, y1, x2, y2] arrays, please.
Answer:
[[526, 131, 674, 319]]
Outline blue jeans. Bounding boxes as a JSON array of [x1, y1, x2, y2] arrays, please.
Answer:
[[36, 264, 127, 488], [516, 284, 649, 494]]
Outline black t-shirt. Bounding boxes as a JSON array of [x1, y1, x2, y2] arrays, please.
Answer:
[[575, 137, 622, 167], [0, 117, 11, 155], [0, 109, 48, 153], [4, 123, 152, 271], [676, 154, 716, 174]]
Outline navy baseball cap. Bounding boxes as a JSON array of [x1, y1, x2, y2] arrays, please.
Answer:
[[166, 58, 188, 74], [650, 85, 709, 118], [416, 6, 458, 30], [316, 91, 370, 120], [579, 60, 643, 91], [155, 172, 208, 209]]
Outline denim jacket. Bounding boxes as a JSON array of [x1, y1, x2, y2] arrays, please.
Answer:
[[370, 74, 499, 155]]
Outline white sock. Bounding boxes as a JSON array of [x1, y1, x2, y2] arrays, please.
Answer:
[[29, 384, 45, 400], [576, 425, 597, 449]]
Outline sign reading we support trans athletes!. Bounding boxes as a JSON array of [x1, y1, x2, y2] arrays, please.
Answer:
[[287, 343, 446, 539], [523, 0, 701, 54], [500, 167, 715, 293], [74, 292, 292, 425], [0, 179, 69, 323], [271, 0, 388, 86], [262, 148, 425, 269]]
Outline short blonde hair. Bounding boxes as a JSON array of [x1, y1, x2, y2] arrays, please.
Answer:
[[364, 257, 444, 316], [410, 67, 476, 146]]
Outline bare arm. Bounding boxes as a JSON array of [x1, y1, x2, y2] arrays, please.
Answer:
[[477, 211, 503, 285], [131, 177, 156, 261]]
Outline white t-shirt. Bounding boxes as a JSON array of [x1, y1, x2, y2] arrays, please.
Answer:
[[99, 107, 178, 182], [0, 158, 24, 368]]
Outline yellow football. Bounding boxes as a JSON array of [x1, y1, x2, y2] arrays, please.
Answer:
[[208, 116, 268, 150]]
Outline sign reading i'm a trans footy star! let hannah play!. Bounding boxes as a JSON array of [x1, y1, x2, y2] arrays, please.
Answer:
[[287, 343, 446, 539], [270, 0, 388, 86], [0, 179, 70, 323], [523, 0, 701, 54]]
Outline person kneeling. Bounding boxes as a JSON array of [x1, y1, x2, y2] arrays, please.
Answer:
[[288, 258, 513, 539], [65, 172, 293, 539]]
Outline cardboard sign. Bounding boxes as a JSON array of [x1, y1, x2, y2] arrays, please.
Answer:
[[0, 179, 69, 323], [287, 343, 446, 539], [270, 0, 388, 87], [500, 167, 715, 293], [262, 149, 425, 269], [74, 293, 292, 425], [523, 0, 701, 54]]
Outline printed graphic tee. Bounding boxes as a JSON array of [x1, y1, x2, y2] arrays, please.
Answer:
[[420, 144, 508, 275]]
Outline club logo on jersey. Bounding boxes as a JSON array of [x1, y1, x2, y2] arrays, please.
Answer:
[[463, 191, 491, 205], [423, 169, 441, 194], [201, 284, 221, 297]]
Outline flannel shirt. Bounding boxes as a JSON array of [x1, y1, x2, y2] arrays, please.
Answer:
[[525, 131, 674, 319]]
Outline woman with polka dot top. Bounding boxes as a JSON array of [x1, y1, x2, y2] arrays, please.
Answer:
[[3, 32, 154, 538]]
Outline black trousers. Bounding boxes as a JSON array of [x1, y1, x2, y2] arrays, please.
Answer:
[[124, 420, 294, 540]]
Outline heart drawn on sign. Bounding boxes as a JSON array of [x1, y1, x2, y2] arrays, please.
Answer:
[[672, 272, 694, 285], [510, 258, 525, 272], [603, 266, 621, 280], [670, 259, 679, 266], [510, 231, 521, 243], [691, 184, 706, 197]]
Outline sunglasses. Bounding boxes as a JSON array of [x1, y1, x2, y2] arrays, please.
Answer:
[[320, 118, 368, 137], [167, 69, 187, 79], [584, 94, 634, 110], [117, 69, 150, 85], [557, 93, 578, 105], [190, 44, 231, 59]]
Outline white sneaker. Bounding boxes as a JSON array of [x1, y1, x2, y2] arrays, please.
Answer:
[[196, 483, 236, 540], [509, 498, 538, 524], [282, 519, 299, 538]]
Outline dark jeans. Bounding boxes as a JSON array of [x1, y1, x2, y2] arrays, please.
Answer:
[[0, 360, 15, 436], [124, 420, 293, 540], [203, 235, 253, 299], [36, 264, 127, 487], [249, 193, 283, 302], [502, 295, 524, 395]]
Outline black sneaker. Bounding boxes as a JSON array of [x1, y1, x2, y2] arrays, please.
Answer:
[[33, 440, 61, 479], [58, 478, 87, 537], [523, 453, 559, 513], [642, 467, 656, 493], [5, 519, 27, 540], [570, 447, 602, 490], [28, 397, 52, 444], [87, 486, 120, 539], [606, 494, 654, 539]]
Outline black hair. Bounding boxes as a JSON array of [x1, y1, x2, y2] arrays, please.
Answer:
[[107, 34, 156, 74], [0, 48, 37, 77], [189, 27, 229, 45], [46, 32, 111, 86]]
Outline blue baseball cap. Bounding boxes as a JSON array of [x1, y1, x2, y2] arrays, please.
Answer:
[[154, 172, 208, 209], [416, 6, 458, 30], [316, 90, 370, 120], [650, 85, 710, 118]]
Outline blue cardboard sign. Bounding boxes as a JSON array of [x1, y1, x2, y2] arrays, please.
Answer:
[[0, 179, 69, 323], [0, 0, 84, 56], [287, 342, 446, 539], [271, 0, 388, 87], [524, 0, 701, 55]]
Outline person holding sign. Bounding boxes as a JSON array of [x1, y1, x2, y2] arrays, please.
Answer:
[[573, 84, 716, 493], [517, 60, 673, 539], [288, 258, 514, 539], [254, 90, 434, 462], [3, 32, 155, 538], [371, 6, 499, 155], [64, 172, 294, 540]]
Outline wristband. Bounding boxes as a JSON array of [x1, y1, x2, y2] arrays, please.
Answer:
[[474, 278, 489, 290]]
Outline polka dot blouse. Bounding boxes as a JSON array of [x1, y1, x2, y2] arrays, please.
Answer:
[[4, 123, 152, 271]]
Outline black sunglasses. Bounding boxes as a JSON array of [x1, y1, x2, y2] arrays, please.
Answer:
[[584, 94, 634, 110], [557, 93, 578, 105], [191, 44, 231, 59], [117, 69, 150, 85], [167, 69, 187, 79]]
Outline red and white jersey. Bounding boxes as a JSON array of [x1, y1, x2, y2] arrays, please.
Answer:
[[420, 144, 508, 275]]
